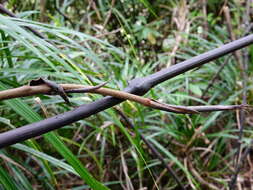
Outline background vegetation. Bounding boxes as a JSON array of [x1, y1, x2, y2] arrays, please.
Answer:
[[0, 0, 253, 189]]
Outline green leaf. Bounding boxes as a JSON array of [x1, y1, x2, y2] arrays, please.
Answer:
[[189, 84, 202, 96], [46, 133, 109, 190], [0, 165, 19, 190], [0, 82, 109, 190], [11, 143, 78, 176]]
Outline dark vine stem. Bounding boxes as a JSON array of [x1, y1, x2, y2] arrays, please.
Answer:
[[229, 0, 251, 188], [0, 33, 253, 148], [1, 4, 253, 151]]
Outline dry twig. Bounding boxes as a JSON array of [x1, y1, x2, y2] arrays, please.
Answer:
[[0, 81, 250, 114]]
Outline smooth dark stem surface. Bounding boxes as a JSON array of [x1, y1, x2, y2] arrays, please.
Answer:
[[129, 34, 253, 94], [1, 34, 253, 148]]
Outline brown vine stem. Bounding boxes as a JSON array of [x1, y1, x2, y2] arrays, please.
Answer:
[[0, 83, 250, 114]]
